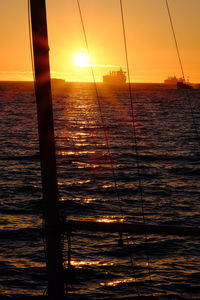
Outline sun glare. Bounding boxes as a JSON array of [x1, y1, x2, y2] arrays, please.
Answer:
[[74, 53, 90, 67]]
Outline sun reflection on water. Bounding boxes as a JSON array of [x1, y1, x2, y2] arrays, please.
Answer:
[[3, 257, 45, 269], [57, 150, 96, 156], [102, 184, 114, 189], [96, 216, 124, 223], [75, 161, 100, 169], [100, 277, 135, 287], [58, 179, 91, 186], [70, 260, 115, 267]]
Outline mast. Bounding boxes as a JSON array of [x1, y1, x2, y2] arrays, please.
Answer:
[[29, 1, 65, 298]]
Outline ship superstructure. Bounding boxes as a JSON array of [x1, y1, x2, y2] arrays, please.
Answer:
[[103, 68, 126, 85]]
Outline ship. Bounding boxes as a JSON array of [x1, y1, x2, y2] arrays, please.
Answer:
[[103, 68, 126, 85], [177, 81, 192, 89], [164, 76, 179, 85], [164, 76, 192, 89]]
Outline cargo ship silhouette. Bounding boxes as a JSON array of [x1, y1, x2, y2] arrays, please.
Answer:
[[103, 68, 126, 85], [164, 76, 192, 89]]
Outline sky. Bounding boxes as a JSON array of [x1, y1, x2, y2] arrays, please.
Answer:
[[0, 0, 200, 82]]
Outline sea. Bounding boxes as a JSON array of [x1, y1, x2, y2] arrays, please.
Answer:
[[0, 81, 200, 299]]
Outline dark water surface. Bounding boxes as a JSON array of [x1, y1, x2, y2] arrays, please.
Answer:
[[0, 82, 200, 299]]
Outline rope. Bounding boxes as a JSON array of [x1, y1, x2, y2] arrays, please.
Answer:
[[76, 1, 143, 295], [119, 0, 154, 294], [76, 0, 124, 220], [27, 0, 36, 83], [165, 0, 185, 80], [119, 0, 144, 223], [165, 0, 199, 140]]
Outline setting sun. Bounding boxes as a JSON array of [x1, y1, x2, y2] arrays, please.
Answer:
[[74, 53, 90, 68]]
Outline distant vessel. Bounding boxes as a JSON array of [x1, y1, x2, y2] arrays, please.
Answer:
[[164, 76, 179, 85], [103, 68, 126, 85], [164, 76, 192, 89], [177, 81, 192, 89]]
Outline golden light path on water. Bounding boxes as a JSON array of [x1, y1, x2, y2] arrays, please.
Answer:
[[100, 278, 135, 287], [1, 81, 200, 298], [0, 215, 40, 231], [96, 217, 124, 223], [69, 260, 137, 287]]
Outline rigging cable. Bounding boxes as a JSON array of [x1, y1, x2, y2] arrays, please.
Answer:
[[76, 0, 124, 220], [165, 3, 199, 297], [165, 0, 199, 139], [119, 0, 154, 294], [165, 0, 185, 80], [119, 0, 144, 222], [76, 1, 141, 296], [27, 0, 36, 83], [76, 1, 141, 294]]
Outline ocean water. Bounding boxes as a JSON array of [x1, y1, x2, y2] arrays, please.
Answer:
[[0, 82, 200, 299]]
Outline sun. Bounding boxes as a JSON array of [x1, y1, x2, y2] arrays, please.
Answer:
[[74, 53, 90, 67]]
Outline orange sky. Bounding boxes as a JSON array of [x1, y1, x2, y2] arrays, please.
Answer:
[[0, 0, 200, 82]]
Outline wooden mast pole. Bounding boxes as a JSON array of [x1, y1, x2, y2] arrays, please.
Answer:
[[29, 1, 65, 298]]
